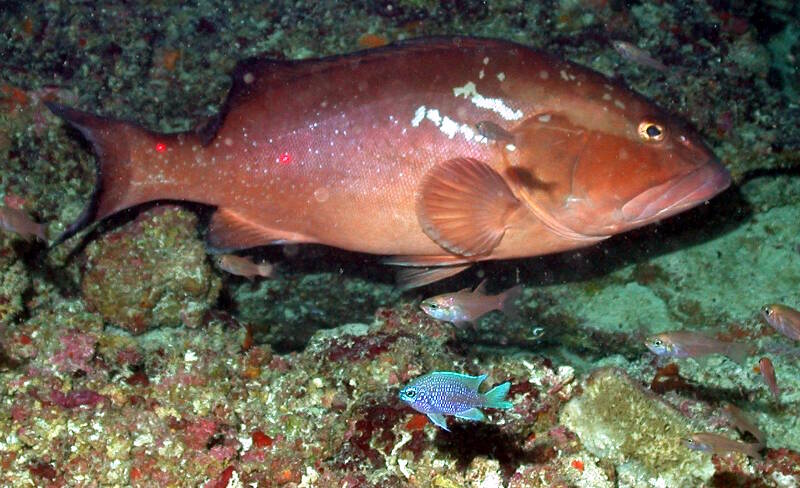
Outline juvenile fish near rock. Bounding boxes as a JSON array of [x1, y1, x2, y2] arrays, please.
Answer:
[[758, 357, 780, 403], [0, 206, 46, 242], [644, 331, 750, 363], [215, 254, 274, 280], [682, 432, 763, 460], [47, 37, 730, 288], [761, 304, 800, 341], [398, 371, 512, 431], [420, 279, 521, 326], [612, 40, 668, 73], [721, 403, 766, 445]]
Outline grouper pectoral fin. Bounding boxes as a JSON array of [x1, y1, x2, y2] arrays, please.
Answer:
[[207, 207, 315, 252], [417, 158, 522, 257], [426, 413, 450, 431]]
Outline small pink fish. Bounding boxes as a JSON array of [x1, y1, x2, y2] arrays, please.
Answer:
[[215, 254, 274, 280], [682, 432, 763, 460], [761, 304, 800, 341], [0, 206, 46, 241], [644, 331, 750, 363], [420, 280, 521, 326], [721, 403, 765, 444], [612, 40, 668, 73], [758, 357, 780, 403]]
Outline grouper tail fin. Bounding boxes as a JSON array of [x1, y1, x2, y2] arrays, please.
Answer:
[[46, 103, 197, 245]]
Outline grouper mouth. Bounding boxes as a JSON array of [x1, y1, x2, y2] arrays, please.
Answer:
[[621, 160, 732, 223]]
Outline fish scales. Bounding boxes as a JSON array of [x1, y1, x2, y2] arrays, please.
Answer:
[[48, 37, 730, 286]]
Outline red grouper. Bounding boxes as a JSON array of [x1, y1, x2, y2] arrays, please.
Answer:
[[47, 37, 731, 288]]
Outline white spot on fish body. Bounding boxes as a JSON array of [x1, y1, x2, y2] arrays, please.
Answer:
[[314, 187, 330, 202], [440, 116, 459, 138], [243, 72, 255, 84], [426, 108, 442, 125], [538, 114, 551, 122], [411, 106, 426, 127], [483, 56, 489, 65], [602, 93, 612, 101], [539, 70, 549, 79], [497, 72, 505, 81], [560, 70, 569, 81], [479, 69, 485, 79], [224, 137, 233, 146], [614, 100, 626, 109], [452, 81, 523, 121], [506, 144, 517, 151]]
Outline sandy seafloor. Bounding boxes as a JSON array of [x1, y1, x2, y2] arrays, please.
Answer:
[[0, 1, 799, 487]]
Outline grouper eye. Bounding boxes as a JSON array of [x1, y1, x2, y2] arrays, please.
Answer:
[[638, 121, 665, 142], [426, 303, 439, 309], [404, 388, 416, 398], [652, 339, 663, 347]]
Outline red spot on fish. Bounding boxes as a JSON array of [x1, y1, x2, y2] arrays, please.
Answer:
[[18, 334, 32, 345], [155, 142, 167, 153], [278, 151, 292, 164], [571, 459, 585, 472], [251, 430, 273, 448], [129, 466, 142, 481]]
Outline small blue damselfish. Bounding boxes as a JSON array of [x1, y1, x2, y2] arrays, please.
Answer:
[[398, 371, 513, 431]]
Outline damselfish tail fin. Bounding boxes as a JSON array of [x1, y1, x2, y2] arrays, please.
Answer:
[[482, 381, 513, 410], [46, 103, 190, 245]]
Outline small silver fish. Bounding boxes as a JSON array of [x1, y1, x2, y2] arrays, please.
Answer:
[[682, 432, 763, 460], [0, 206, 46, 241], [612, 40, 668, 73], [398, 371, 513, 431], [420, 280, 521, 326], [644, 331, 750, 363], [215, 254, 274, 280], [475, 120, 516, 144], [761, 304, 800, 341], [721, 403, 766, 445]]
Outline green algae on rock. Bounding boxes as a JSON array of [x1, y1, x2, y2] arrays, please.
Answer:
[[0, 258, 30, 327], [81, 206, 221, 334], [560, 367, 714, 487]]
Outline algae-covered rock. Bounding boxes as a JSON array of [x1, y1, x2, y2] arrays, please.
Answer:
[[81, 206, 220, 334], [560, 368, 714, 488], [0, 257, 30, 326]]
